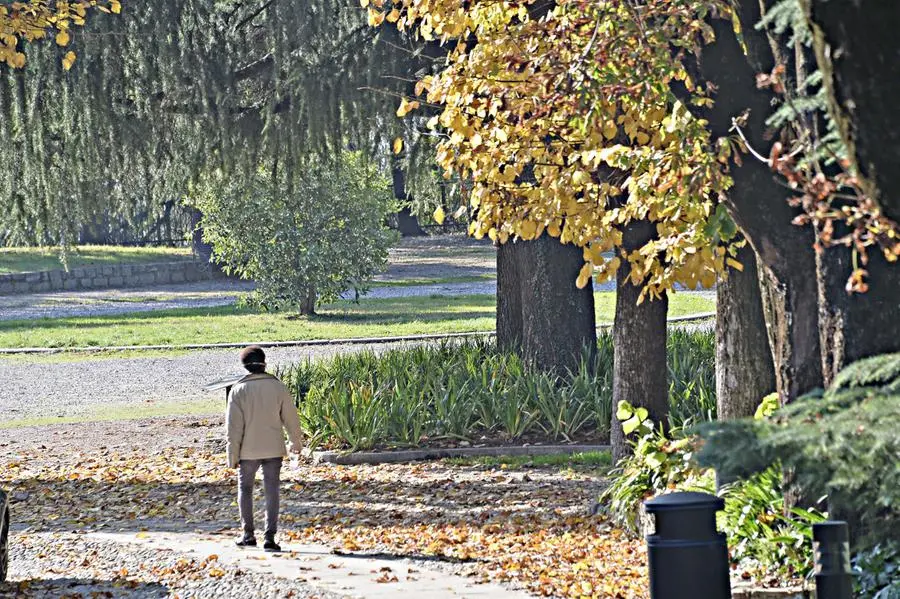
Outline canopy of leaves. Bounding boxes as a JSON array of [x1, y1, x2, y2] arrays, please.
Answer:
[[373, 0, 744, 298], [695, 352, 900, 549], [189, 151, 398, 312], [0, 0, 119, 69], [0, 0, 441, 246]]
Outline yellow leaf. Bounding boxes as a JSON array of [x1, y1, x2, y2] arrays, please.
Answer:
[[726, 257, 744, 272], [367, 8, 385, 26], [392, 137, 404, 154], [396, 98, 420, 117], [359, 0, 369, 6], [386, 8, 400, 22], [55, 30, 70, 46], [110, 0, 122, 14], [433, 206, 446, 225], [575, 263, 593, 289], [62, 51, 76, 71]]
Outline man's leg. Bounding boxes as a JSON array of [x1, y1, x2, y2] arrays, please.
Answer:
[[238, 460, 261, 542], [260, 457, 283, 543]]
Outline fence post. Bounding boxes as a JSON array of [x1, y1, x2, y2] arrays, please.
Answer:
[[644, 492, 731, 599], [813, 521, 853, 599]]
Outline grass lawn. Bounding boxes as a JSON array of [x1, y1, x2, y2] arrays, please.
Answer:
[[0, 245, 194, 274], [0, 292, 714, 349]]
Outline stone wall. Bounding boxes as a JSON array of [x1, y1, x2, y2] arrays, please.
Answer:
[[0, 261, 226, 295]]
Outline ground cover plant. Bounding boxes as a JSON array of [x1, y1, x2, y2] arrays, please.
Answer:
[[0, 292, 714, 349], [602, 398, 827, 583], [0, 245, 193, 274], [277, 332, 717, 451]]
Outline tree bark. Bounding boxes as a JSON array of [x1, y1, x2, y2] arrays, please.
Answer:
[[700, 1, 824, 403], [716, 243, 776, 419], [391, 157, 425, 237], [495, 234, 596, 376], [299, 286, 316, 316], [611, 219, 669, 463], [496, 240, 524, 353], [817, 243, 900, 386], [189, 207, 214, 264], [800, 0, 900, 223]]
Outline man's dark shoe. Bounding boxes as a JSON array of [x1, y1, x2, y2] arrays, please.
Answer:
[[263, 539, 281, 552], [236, 536, 257, 547]]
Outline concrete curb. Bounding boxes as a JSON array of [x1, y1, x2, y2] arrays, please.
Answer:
[[309, 444, 611, 465], [0, 312, 715, 355]]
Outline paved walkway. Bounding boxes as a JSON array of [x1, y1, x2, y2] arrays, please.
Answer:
[[88, 531, 534, 599]]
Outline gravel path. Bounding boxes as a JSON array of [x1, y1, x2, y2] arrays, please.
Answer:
[[0, 342, 434, 422], [5, 531, 344, 598], [0, 279, 255, 321]]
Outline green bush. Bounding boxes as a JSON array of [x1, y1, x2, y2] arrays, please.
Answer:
[[696, 352, 900, 550], [601, 399, 826, 579], [854, 541, 900, 599], [189, 151, 398, 313], [276, 331, 716, 450]]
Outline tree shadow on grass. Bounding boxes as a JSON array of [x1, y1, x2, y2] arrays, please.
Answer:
[[0, 577, 169, 597]]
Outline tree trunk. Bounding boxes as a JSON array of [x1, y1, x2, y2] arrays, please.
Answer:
[[496, 240, 524, 353], [800, 0, 900, 223], [496, 234, 596, 376], [700, 1, 824, 403], [299, 286, 316, 316], [611, 219, 669, 464], [189, 207, 214, 263], [392, 157, 426, 237], [716, 243, 776, 419], [817, 243, 900, 386]]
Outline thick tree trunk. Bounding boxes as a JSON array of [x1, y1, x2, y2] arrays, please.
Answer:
[[801, 0, 900, 223], [496, 240, 524, 353], [716, 243, 776, 419], [495, 234, 596, 376], [519, 234, 597, 375], [611, 219, 669, 464], [701, 2, 824, 403], [817, 243, 900, 386]]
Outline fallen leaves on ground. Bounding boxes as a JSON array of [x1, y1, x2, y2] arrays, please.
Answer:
[[1, 447, 648, 598]]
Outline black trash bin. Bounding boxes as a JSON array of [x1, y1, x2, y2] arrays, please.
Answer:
[[644, 491, 731, 599], [0, 488, 8, 583]]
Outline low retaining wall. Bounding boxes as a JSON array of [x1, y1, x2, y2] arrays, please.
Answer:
[[0, 261, 225, 295]]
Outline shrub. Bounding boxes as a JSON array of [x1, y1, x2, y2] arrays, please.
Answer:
[[189, 151, 398, 314], [601, 399, 825, 579], [276, 331, 717, 451], [696, 352, 900, 551]]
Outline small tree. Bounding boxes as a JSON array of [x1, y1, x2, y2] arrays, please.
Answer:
[[191, 152, 397, 314]]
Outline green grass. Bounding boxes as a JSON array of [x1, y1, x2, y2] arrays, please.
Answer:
[[0, 245, 194, 274], [371, 274, 496, 287], [0, 398, 221, 429], [0, 292, 714, 349], [444, 450, 612, 470]]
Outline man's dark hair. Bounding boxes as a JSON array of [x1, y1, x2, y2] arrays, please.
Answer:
[[239, 345, 266, 374]]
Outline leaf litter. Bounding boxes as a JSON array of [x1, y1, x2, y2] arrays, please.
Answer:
[[1, 446, 648, 598]]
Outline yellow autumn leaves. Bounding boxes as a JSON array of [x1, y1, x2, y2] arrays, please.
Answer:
[[373, 0, 743, 299], [0, 0, 120, 70]]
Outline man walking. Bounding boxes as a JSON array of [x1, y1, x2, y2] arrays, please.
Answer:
[[226, 345, 303, 552]]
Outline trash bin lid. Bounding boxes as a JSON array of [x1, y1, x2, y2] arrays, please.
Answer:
[[644, 491, 724, 513], [202, 374, 246, 392]]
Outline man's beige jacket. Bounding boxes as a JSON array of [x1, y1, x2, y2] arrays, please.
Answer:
[[226, 373, 303, 468]]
